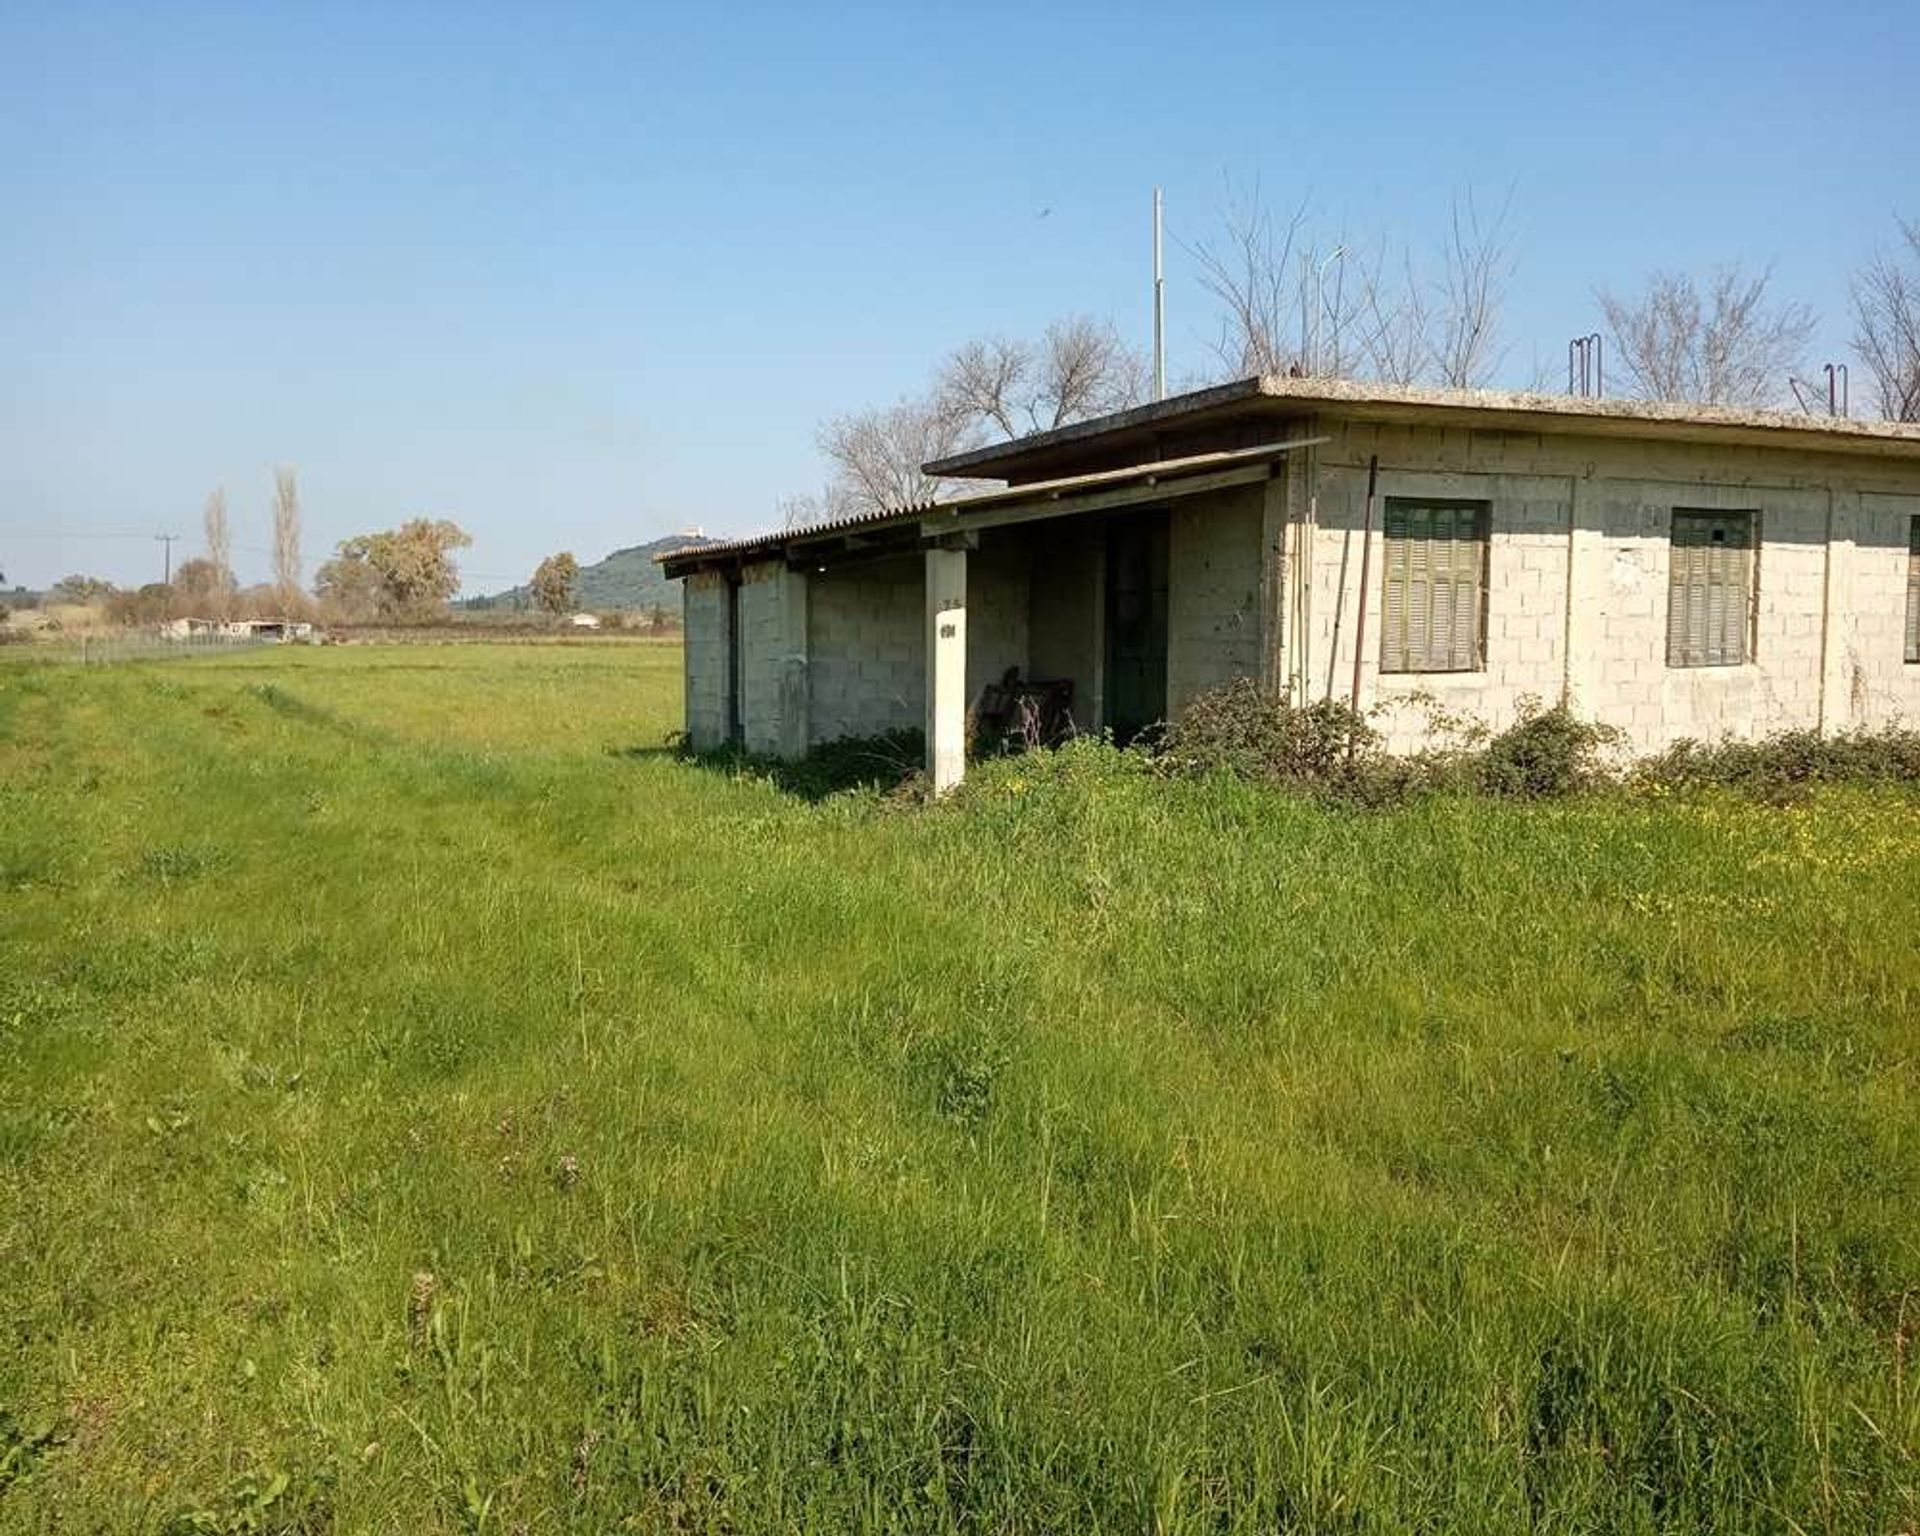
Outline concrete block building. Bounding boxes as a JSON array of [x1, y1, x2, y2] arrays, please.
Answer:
[[660, 378, 1920, 789]]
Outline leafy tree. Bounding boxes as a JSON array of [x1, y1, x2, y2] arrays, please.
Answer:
[[317, 519, 472, 620], [530, 551, 580, 615], [312, 549, 384, 622], [171, 557, 231, 604], [51, 574, 116, 604]]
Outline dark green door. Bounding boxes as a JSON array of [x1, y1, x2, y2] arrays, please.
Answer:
[[1103, 511, 1169, 742]]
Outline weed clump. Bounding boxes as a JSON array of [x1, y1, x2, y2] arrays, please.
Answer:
[[1477, 704, 1622, 799], [1636, 726, 1920, 801], [1157, 679, 1392, 800]]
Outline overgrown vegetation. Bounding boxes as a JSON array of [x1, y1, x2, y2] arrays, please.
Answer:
[[682, 727, 927, 801], [1159, 679, 1920, 806], [1636, 724, 1920, 800], [1, 646, 1916, 1532]]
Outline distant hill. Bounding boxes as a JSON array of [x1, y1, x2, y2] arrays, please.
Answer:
[[468, 534, 719, 613]]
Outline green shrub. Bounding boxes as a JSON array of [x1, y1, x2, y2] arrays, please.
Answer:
[[1636, 725, 1920, 800], [1477, 701, 1622, 799], [1157, 678, 1381, 788]]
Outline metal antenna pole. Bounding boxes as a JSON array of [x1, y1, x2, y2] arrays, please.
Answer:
[[1152, 187, 1166, 401]]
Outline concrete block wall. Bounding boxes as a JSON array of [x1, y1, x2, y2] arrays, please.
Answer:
[[1844, 492, 1920, 728], [806, 536, 1033, 745], [681, 569, 732, 750], [1584, 481, 1827, 747], [808, 555, 923, 742], [1308, 462, 1574, 750], [967, 533, 1033, 702], [1167, 481, 1264, 715], [736, 560, 808, 757], [1297, 420, 1920, 753]]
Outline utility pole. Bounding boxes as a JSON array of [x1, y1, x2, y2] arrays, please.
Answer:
[[155, 532, 181, 585], [1152, 187, 1166, 402]]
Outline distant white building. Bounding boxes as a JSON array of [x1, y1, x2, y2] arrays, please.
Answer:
[[219, 619, 314, 642], [569, 612, 602, 630]]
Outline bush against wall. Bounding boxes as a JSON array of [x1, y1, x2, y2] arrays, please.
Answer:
[[1118, 683, 1913, 807]]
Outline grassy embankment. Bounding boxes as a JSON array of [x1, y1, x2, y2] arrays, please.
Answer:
[[0, 643, 1915, 1532]]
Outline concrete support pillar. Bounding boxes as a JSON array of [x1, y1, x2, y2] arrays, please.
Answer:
[[925, 545, 968, 794], [1818, 488, 1856, 732], [1259, 467, 1289, 694], [1564, 470, 1603, 715]]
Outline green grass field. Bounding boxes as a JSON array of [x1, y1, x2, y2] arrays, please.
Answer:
[[1, 642, 1916, 1533]]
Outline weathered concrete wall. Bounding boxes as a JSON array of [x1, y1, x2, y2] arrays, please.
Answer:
[[736, 559, 809, 756], [681, 569, 732, 750], [808, 555, 923, 743], [803, 537, 1032, 747], [1167, 482, 1264, 715], [1297, 421, 1920, 753], [968, 533, 1032, 703], [1026, 519, 1104, 732], [1842, 491, 1920, 728]]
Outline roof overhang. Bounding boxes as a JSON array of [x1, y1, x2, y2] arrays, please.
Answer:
[[657, 438, 1323, 579], [925, 375, 1920, 484]]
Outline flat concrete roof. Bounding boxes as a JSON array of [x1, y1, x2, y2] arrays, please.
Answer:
[[925, 375, 1920, 483]]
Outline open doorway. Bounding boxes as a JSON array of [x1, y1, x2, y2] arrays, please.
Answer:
[[1103, 510, 1169, 742]]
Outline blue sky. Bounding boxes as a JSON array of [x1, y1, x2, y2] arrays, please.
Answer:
[[3, 0, 1914, 593]]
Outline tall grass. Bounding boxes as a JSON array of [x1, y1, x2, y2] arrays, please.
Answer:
[[0, 645, 1915, 1532]]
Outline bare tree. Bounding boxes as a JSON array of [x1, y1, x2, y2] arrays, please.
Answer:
[[1353, 245, 1431, 386], [816, 396, 975, 517], [1194, 183, 1511, 389], [202, 486, 232, 609], [936, 317, 1147, 439], [1598, 266, 1816, 407], [1190, 181, 1311, 377], [1030, 316, 1148, 427], [940, 336, 1029, 439], [1429, 192, 1513, 388], [1851, 217, 1920, 422], [779, 484, 857, 530], [271, 467, 302, 603]]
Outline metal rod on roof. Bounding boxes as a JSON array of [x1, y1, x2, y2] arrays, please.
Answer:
[[1152, 187, 1166, 401]]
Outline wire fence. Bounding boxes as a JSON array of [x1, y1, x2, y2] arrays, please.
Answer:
[[44, 628, 312, 665]]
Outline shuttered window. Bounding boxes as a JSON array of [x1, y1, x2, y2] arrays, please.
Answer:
[[1667, 510, 1756, 668], [1380, 499, 1489, 673], [1907, 516, 1920, 665]]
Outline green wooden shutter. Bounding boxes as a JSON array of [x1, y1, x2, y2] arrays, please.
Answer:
[[1442, 504, 1487, 671], [1668, 514, 1703, 666], [1380, 500, 1488, 673], [1906, 516, 1920, 665], [1407, 504, 1435, 669], [1669, 511, 1753, 667], [1381, 501, 1411, 673]]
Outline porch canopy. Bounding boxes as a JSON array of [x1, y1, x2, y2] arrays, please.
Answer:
[[659, 436, 1325, 790], [657, 437, 1324, 581]]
